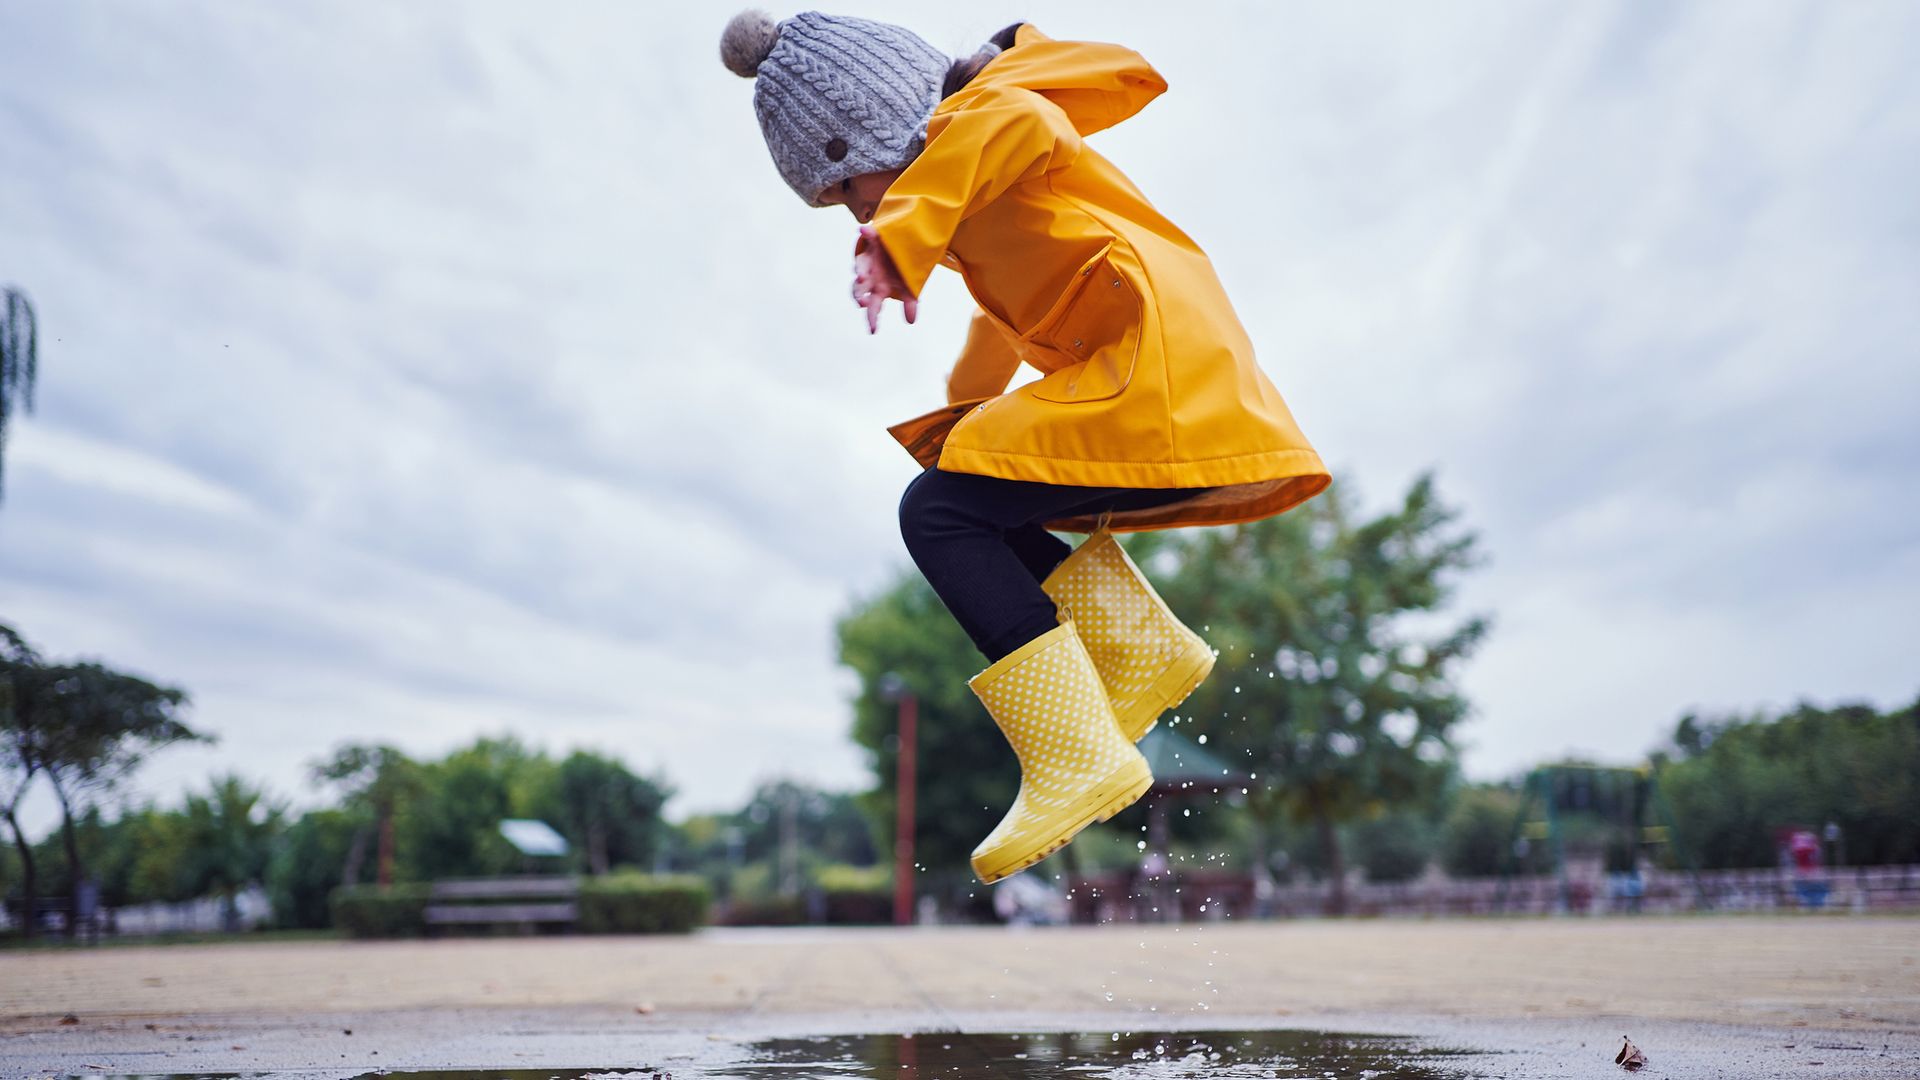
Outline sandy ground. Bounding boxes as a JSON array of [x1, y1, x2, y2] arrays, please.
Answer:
[[4, 916, 1918, 1077]]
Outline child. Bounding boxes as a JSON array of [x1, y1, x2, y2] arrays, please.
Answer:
[[722, 11, 1329, 884]]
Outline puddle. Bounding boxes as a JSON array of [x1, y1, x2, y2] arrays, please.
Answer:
[[67, 1027, 1482, 1079], [730, 1030, 1478, 1077]]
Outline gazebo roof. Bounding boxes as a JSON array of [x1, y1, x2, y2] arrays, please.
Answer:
[[1138, 726, 1248, 792]]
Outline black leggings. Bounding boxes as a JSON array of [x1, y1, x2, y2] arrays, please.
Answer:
[[898, 467, 1204, 662]]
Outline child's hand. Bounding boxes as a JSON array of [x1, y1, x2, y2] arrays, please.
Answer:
[[852, 224, 918, 334]]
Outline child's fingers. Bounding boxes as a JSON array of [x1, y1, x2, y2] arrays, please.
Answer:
[[903, 297, 919, 324]]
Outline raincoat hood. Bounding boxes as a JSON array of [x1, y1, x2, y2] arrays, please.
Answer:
[[946, 25, 1167, 138]]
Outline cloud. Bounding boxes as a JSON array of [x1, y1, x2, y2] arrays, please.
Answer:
[[2, 1, 1915, 839]]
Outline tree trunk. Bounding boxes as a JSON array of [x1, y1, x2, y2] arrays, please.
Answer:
[[1247, 812, 1277, 919], [3, 803, 36, 940], [341, 824, 370, 888], [588, 819, 608, 876], [46, 771, 82, 939], [1315, 807, 1348, 916], [376, 809, 395, 887]]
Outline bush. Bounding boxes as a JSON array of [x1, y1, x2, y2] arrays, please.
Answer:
[[1441, 786, 1525, 878], [577, 873, 710, 934], [814, 863, 893, 925], [329, 883, 431, 938], [268, 812, 357, 929], [1351, 813, 1432, 884], [719, 895, 807, 926], [812, 863, 888, 892]]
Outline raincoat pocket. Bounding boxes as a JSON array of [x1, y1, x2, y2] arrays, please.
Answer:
[[1025, 247, 1141, 404]]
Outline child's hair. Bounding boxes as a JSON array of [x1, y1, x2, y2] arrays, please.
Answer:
[[942, 23, 1025, 98]]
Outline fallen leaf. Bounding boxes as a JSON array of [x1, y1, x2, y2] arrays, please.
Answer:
[[1616, 1035, 1649, 1072], [58, 1015, 79, 1026], [635, 1003, 656, 1015]]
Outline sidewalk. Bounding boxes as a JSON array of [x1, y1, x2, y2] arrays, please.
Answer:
[[6, 916, 1916, 1031]]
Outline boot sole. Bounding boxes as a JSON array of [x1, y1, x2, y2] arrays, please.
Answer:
[[1115, 638, 1217, 741], [972, 757, 1154, 885]]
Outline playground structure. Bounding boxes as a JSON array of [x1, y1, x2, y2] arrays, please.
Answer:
[[1497, 763, 1694, 913]]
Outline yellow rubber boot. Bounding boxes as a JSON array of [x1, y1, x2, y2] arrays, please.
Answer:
[[969, 621, 1153, 884], [1042, 529, 1216, 741]]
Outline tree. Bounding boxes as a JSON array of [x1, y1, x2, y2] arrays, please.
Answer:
[[399, 735, 547, 881], [2, 625, 203, 936], [542, 750, 672, 875], [311, 744, 420, 887], [838, 571, 1017, 894], [174, 774, 283, 931], [1656, 697, 1920, 868], [1350, 808, 1437, 884], [0, 286, 36, 502], [29, 661, 203, 936], [1141, 474, 1486, 913], [265, 809, 359, 929], [0, 626, 43, 935]]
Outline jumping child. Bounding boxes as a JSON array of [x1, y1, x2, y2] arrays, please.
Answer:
[[721, 12, 1329, 883]]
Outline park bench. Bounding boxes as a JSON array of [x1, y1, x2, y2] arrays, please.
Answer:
[[423, 876, 579, 933]]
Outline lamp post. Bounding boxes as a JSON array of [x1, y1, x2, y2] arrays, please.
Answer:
[[878, 673, 918, 926]]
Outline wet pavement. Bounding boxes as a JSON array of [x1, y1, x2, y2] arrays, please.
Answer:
[[19, 1006, 1920, 1080], [56, 1028, 1480, 1079], [10, 920, 1920, 1078]]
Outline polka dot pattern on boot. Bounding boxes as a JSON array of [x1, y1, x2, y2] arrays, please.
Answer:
[[968, 622, 1146, 865], [1042, 530, 1214, 735]]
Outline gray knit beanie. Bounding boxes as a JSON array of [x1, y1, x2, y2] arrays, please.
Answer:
[[720, 10, 949, 206]]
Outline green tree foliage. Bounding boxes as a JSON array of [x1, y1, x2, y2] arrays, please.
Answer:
[[1139, 475, 1486, 911], [0, 623, 203, 936], [837, 571, 1014, 893], [1349, 809, 1437, 884], [173, 774, 284, 930], [0, 627, 43, 930], [1657, 698, 1920, 869], [265, 810, 359, 929], [542, 750, 672, 876], [311, 743, 421, 887], [1440, 785, 1527, 878], [668, 779, 879, 903], [397, 736, 547, 881], [0, 286, 36, 502]]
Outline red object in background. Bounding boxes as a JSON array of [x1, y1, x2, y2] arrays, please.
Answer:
[[1790, 830, 1820, 873], [893, 691, 918, 926], [1776, 825, 1824, 875]]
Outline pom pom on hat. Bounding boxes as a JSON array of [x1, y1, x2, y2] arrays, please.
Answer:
[[723, 10, 948, 203], [720, 9, 779, 77]]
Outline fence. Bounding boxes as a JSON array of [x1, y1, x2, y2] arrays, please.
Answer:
[[1063, 863, 1920, 923]]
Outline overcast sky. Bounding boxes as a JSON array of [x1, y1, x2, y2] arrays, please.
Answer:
[[3, 1, 1915, 837]]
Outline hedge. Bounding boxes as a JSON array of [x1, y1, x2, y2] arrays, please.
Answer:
[[718, 895, 807, 926], [816, 864, 891, 925], [578, 873, 711, 934], [330, 876, 709, 937], [330, 883, 431, 938]]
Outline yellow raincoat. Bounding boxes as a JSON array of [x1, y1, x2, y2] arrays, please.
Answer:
[[874, 25, 1330, 532]]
